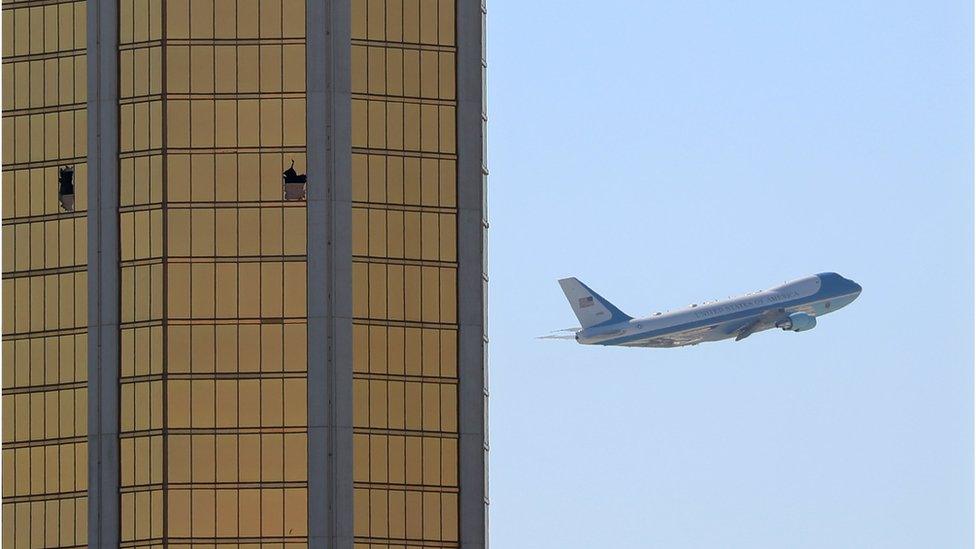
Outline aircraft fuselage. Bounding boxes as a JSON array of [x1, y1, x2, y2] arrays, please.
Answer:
[[572, 273, 861, 348]]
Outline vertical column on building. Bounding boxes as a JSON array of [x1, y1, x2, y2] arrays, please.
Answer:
[[88, 0, 120, 546], [307, 0, 354, 548], [457, 0, 488, 547]]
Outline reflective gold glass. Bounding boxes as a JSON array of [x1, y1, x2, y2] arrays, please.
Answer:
[[117, 0, 308, 544], [2, 1, 90, 546], [351, 0, 460, 545]]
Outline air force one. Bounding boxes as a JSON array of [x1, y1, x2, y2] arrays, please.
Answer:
[[553, 273, 862, 348]]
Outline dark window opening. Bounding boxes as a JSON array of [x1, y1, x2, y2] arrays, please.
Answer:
[[283, 160, 307, 201], [58, 166, 75, 212]]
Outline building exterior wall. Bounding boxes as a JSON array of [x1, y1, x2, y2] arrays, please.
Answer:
[[349, 0, 464, 545], [1, 1, 485, 547], [116, 0, 310, 544], [116, 2, 163, 543], [2, 2, 91, 546]]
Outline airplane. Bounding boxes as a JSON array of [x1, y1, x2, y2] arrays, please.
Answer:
[[552, 273, 861, 348]]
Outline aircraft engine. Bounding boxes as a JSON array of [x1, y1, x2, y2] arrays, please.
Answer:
[[778, 312, 816, 332]]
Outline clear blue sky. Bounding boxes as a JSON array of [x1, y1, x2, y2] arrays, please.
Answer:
[[486, 1, 973, 547]]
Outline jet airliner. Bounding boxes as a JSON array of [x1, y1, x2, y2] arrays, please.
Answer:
[[555, 273, 861, 347]]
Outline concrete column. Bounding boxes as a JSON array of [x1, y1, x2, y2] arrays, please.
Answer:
[[307, 1, 354, 547], [457, 0, 489, 547], [87, 0, 120, 546]]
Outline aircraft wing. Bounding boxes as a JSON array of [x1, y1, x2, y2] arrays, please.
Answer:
[[734, 321, 762, 341], [625, 324, 717, 347], [731, 309, 787, 341]]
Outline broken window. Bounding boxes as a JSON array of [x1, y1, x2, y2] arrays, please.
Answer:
[[282, 160, 307, 201], [58, 166, 75, 212]]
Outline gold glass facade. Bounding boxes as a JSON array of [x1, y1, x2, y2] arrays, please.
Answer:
[[117, 1, 164, 543], [3, 0, 482, 545], [350, 1, 461, 547], [2, 1, 90, 546], [117, 0, 308, 545]]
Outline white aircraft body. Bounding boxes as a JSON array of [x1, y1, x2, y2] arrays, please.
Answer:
[[556, 273, 861, 347]]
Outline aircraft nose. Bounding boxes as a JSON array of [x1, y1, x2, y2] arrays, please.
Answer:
[[848, 279, 862, 295]]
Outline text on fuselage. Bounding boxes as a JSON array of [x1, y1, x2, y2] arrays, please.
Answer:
[[693, 290, 802, 319]]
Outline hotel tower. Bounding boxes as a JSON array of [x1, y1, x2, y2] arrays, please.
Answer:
[[1, 0, 488, 547]]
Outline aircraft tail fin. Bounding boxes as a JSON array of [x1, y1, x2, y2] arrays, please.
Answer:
[[557, 278, 632, 329]]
